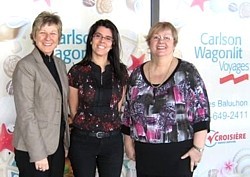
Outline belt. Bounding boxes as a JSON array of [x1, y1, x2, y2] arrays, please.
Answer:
[[72, 128, 120, 138]]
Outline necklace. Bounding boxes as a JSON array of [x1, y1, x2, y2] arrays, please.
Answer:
[[148, 59, 173, 88]]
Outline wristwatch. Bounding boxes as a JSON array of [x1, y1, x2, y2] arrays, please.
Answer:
[[193, 144, 204, 152]]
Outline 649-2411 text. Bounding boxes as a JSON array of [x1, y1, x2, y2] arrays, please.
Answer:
[[212, 111, 248, 120]]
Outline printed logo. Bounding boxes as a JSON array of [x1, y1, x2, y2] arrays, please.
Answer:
[[206, 130, 247, 147], [220, 74, 249, 84]]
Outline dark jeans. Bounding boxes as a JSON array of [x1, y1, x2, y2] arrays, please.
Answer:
[[68, 129, 124, 177], [14, 140, 65, 177]]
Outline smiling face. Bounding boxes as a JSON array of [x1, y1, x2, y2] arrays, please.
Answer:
[[91, 26, 113, 59], [33, 24, 59, 56], [146, 22, 178, 59], [149, 29, 175, 58]]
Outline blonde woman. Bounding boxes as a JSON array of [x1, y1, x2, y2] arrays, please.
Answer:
[[122, 22, 210, 177], [13, 11, 70, 177]]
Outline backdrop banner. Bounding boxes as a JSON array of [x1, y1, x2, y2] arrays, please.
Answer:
[[0, 0, 150, 177], [160, 0, 250, 177]]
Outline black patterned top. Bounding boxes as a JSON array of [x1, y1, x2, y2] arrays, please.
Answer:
[[122, 59, 210, 143], [68, 61, 128, 132]]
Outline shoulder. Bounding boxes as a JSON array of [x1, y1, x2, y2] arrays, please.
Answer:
[[177, 59, 205, 86], [127, 63, 145, 86], [68, 62, 90, 74], [130, 62, 145, 77], [119, 62, 129, 76], [131, 62, 145, 73], [15, 52, 37, 72], [12, 54, 38, 84], [17, 48, 41, 67], [178, 59, 198, 72]]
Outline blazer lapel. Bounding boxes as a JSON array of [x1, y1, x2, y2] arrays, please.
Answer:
[[54, 55, 67, 94], [32, 48, 60, 91]]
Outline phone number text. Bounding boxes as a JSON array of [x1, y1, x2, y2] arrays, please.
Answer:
[[212, 111, 248, 120]]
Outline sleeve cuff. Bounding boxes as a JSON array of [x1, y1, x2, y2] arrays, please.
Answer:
[[121, 125, 130, 135]]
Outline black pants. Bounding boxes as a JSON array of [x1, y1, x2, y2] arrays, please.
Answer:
[[14, 140, 65, 177], [68, 129, 124, 177]]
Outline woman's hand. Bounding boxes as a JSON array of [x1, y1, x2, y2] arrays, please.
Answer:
[[181, 147, 203, 172], [182, 130, 208, 171], [35, 158, 49, 171]]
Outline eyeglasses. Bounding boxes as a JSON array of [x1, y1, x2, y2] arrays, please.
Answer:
[[92, 33, 113, 42], [152, 35, 173, 42]]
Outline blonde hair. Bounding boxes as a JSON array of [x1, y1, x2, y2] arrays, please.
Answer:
[[145, 22, 178, 46], [30, 11, 62, 45]]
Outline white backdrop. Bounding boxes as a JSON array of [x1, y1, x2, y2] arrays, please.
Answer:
[[1, 0, 250, 177], [0, 0, 150, 177], [160, 0, 250, 177]]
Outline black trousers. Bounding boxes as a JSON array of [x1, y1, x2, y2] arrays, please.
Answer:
[[14, 140, 65, 177], [68, 129, 124, 177]]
